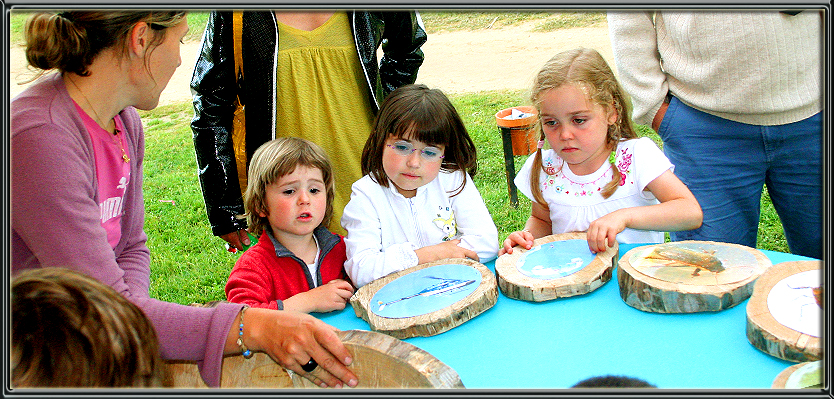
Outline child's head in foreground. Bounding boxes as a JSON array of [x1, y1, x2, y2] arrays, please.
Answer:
[[11, 267, 166, 387], [361, 84, 478, 197], [572, 375, 657, 388], [245, 137, 335, 237], [528, 47, 638, 201]]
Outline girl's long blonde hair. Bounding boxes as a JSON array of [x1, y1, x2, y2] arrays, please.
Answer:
[[528, 48, 638, 205]]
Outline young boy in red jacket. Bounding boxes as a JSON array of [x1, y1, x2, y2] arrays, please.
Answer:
[[225, 137, 354, 313]]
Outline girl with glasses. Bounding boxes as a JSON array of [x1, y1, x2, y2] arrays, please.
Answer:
[[341, 84, 499, 287]]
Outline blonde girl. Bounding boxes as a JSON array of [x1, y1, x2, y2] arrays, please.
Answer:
[[342, 84, 499, 287], [500, 48, 702, 254]]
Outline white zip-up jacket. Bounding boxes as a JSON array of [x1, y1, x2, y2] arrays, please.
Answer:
[[341, 170, 499, 287]]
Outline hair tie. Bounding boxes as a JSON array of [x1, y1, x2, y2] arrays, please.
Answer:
[[608, 150, 616, 165], [537, 140, 545, 149]]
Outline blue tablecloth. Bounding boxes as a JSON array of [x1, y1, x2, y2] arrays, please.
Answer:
[[317, 244, 815, 389]]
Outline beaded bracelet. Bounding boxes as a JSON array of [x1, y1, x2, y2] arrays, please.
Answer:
[[237, 305, 253, 359]]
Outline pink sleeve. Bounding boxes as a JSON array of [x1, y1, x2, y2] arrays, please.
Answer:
[[11, 93, 240, 387]]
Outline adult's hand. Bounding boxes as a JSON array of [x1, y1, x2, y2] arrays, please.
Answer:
[[220, 229, 251, 252], [651, 101, 669, 132], [233, 307, 358, 388]]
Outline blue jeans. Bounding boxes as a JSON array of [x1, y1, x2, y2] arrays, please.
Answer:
[[658, 97, 822, 259]]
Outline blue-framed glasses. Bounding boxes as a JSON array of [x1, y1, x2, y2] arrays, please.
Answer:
[[386, 140, 445, 162]]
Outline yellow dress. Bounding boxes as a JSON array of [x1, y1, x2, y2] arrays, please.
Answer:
[[274, 12, 375, 235]]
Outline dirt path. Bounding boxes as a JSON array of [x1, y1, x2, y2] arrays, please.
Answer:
[[9, 22, 612, 105]]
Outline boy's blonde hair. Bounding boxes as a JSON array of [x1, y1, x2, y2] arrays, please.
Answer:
[[529, 48, 638, 204], [245, 137, 335, 236], [12, 268, 167, 387]]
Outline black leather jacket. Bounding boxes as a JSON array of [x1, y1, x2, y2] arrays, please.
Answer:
[[190, 11, 427, 237]]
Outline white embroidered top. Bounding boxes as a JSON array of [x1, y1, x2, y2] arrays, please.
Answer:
[[515, 137, 673, 244]]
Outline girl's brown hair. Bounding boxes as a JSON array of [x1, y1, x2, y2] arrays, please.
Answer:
[[11, 267, 167, 387], [245, 137, 335, 236], [361, 84, 478, 196], [528, 48, 638, 204], [24, 10, 186, 79]]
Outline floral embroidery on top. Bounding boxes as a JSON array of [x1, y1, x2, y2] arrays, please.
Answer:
[[540, 146, 634, 196], [616, 148, 633, 186]]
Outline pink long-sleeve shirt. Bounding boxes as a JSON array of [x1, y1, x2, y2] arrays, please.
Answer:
[[11, 72, 241, 387]]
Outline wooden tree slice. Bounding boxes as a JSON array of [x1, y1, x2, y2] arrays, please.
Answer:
[[747, 260, 823, 362], [771, 361, 823, 389], [618, 241, 771, 313], [495, 232, 618, 301], [350, 258, 497, 339], [164, 354, 293, 388], [291, 329, 464, 389], [164, 330, 464, 389]]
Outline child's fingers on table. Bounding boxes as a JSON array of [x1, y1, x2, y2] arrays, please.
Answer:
[[515, 231, 534, 247], [462, 247, 479, 261], [335, 287, 353, 300], [585, 229, 604, 253]]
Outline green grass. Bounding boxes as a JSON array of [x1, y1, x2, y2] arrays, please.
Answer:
[[138, 102, 236, 303], [138, 93, 790, 305]]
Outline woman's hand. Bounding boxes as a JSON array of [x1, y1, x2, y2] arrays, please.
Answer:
[[414, 239, 479, 264], [233, 307, 358, 388], [498, 230, 535, 256], [282, 280, 355, 314]]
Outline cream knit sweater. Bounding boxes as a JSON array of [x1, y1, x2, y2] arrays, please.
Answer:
[[607, 11, 821, 126]]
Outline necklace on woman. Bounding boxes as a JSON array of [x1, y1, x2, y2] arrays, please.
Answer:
[[66, 75, 129, 163], [110, 129, 130, 163]]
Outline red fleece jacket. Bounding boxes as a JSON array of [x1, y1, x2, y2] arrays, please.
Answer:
[[225, 227, 348, 310]]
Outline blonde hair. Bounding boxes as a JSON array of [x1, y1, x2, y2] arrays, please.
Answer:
[[23, 10, 186, 80], [245, 137, 335, 236], [528, 48, 638, 204], [11, 268, 167, 387]]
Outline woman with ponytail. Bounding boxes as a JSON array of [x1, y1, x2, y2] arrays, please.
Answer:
[[11, 11, 357, 388], [500, 48, 702, 255]]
